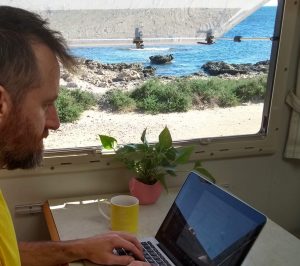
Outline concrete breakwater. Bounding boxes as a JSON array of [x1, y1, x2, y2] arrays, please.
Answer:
[[38, 8, 238, 42]]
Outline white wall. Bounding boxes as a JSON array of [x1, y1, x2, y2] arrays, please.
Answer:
[[0, 0, 268, 10]]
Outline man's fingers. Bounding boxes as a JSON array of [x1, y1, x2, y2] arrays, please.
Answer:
[[108, 254, 135, 265], [116, 232, 143, 250], [114, 241, 144, 261], [128, 261, 151, 266]]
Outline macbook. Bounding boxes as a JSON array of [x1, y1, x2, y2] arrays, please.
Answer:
[[137, 171, 267, 266]]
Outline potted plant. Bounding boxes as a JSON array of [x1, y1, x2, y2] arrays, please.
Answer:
[[99, 126, 214, 204]]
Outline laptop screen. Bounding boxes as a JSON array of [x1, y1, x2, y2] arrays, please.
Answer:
[[155, 171, 266, 266]]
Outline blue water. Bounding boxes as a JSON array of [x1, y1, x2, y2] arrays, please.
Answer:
[[71, 6, 277, 77]]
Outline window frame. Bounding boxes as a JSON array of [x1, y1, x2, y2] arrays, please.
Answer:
[[3, 0, 299, 176]]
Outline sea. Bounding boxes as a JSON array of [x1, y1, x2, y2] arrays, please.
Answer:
[[71, 6, 277, 77]]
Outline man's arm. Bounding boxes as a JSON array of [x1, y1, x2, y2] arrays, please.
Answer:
[[19, 232, 147, 266]]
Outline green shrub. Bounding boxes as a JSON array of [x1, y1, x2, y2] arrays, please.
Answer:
[[97, 75, 267, 114], [56, 87, 97, 123], [233, 76, 267, 102], [189, 79, 218, 103], [187, 76, 266, 107], [188, 78, 239, 107], [216, 87, 239, 107], [68, 88, 97, 108], [56, 89, 82, 122], [100, 89, 136, 112], [131, 79, 192, 114]]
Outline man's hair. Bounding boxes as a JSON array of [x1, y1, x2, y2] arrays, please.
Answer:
[[0, 6, 76, 101]]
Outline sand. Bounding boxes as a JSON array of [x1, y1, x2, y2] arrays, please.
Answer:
[[44, 102, 264, 149]]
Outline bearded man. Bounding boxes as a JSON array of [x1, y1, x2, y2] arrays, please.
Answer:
[[0, 6, 149, 266]]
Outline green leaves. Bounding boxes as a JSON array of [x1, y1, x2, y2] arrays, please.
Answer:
[[99, 135, 117, 150], [159, 127, 172, 150], [141, 128, 147, 144], [175, 146, 194, 164], [193, 160, 216, 183], [99, 126, 215, 189]]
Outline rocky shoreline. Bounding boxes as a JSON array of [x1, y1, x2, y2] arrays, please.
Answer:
[[60, 58, 270, 95], [44, 59, 269, 149]]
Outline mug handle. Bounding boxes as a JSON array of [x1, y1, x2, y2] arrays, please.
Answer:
[[98, 199, 111, 220]]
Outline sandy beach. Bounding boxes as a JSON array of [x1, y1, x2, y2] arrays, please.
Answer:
[[44, 102, 263, 149]]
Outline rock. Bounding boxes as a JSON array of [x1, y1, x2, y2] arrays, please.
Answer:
[[201, 61, 246, 75], [93, 80, 107, 87], [60, 58, 155, 91], [149, 54, 174, 64], [143, 66, 156, 77], [61, 72, 71, 81], [201, 61, 269, 76], [253, 60, 270, 73], [66, 82, 78, 88], [192, 71, 208, 77], [95, 69, 104, 75]]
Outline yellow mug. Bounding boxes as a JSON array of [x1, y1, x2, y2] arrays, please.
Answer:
[[98, 195, 139, 234]]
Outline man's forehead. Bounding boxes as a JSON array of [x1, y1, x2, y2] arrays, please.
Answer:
[[31, 41, 59, 67], [21, 43, 60, 100], [32, 42, 60, 79]]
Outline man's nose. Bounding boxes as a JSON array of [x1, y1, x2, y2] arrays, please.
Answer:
[[46, 106, 60, 130]]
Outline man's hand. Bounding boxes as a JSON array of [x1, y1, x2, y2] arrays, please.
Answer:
[[19, 231, 149, 266], [78, 232, 145, 265], [128, 262, 151, 266]]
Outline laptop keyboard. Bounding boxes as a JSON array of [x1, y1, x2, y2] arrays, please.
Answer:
[[115, 241, 172, 266], [141, 241, 172, 266]]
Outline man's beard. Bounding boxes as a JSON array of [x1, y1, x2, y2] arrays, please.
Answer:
[[0, 109, 44, 170]]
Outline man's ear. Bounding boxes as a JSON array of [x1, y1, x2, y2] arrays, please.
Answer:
[[0, 85, 12, 123]]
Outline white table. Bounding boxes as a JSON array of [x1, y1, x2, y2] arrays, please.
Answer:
[[44, 188, 300, 266]]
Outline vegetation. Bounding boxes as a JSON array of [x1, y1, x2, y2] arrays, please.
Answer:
[[56, 76, 266, 123], [98, 89, 136, 112], [56, 87, 97, 123], [99, 126, 215, 190], [99, 75, 267, 114], [232, 75, 267, 102], [131, 79, 192, 113]]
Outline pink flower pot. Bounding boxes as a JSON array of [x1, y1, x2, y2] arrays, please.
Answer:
[[129, 178, 163, 205]]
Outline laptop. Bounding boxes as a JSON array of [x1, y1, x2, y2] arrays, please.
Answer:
[[134, 171, 267, 266]]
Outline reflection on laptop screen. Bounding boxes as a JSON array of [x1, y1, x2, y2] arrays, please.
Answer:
[[156, 172, 266, 266]]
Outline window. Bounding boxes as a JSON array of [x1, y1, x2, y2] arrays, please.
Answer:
[[4, 0, 288, 163]]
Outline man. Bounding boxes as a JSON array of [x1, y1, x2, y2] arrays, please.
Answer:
[[0, 6, 149, 266]]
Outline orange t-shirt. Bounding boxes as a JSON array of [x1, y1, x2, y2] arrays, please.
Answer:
[[0, 190, 21, 266]]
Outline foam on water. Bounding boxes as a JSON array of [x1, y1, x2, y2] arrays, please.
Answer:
[[129, 48, 171, 51]]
